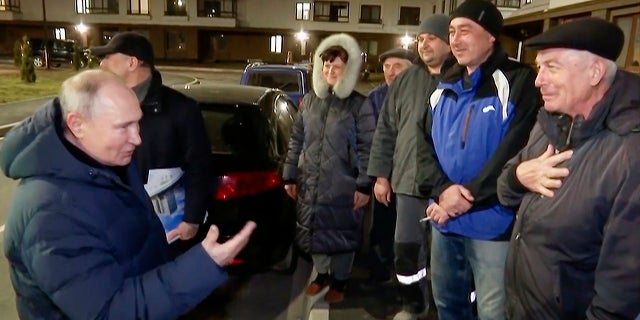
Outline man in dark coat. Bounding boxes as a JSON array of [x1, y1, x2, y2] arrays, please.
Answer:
[[0, 70, 255, 319], [92, 32, 211, 247], [498, 17, 640, 320], [363, 47, 416, 286]]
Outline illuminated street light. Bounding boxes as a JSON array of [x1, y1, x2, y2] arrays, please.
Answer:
[[295, 30, 309, 56], [400, 34, 414, 49], [75, 22, 89, 47]]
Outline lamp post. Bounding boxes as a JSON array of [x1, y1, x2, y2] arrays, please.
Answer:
[[75, 22, 89, 47], [295, 30, 309, 57], [42, 0, 50, 69]]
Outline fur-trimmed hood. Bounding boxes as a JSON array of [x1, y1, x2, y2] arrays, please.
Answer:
[[312, 33, 362, 99]]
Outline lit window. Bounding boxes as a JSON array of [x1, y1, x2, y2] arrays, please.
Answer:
[[55, 28, 66, 40], [296, 2, 311, 20], [270, 35, 283, 53], [130, 0, 149, 14]]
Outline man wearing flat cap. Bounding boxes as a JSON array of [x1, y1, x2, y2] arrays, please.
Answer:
[[368, 14, 451, 319], [497, 17, 640, 320], [418, 1, 540, 319], [362, 47, 415, 289], [91, 32, 211, 250]]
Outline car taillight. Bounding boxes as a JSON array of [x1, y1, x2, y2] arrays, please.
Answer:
[[215, 170, 282, 200]]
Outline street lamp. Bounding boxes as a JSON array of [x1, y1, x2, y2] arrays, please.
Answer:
[[75, 22, 89, 47], [400, 34, 414, 50], [295, 30, 309, 56]]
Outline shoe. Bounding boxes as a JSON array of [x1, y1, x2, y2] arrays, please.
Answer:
[[324, 288, 345, 303], [392, 308, 428, 320], [305, 273, 330, 296]]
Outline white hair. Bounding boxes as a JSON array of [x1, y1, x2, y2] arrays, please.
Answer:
[[59, 69, 124, 121]]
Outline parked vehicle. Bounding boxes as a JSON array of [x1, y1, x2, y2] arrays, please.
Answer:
[[28, 38, 86, 68], [175, 83, 299, 273], [240, 63, 311, 107]]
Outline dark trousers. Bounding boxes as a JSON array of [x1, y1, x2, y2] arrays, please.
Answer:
[[368, 192, 397, 280]]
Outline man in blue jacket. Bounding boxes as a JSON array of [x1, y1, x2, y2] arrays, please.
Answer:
[[419, 1, 539, 319], [0, 69, 255, 319]]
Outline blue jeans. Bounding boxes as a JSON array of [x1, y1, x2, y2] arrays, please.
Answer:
[[431, 227, 509, 320]]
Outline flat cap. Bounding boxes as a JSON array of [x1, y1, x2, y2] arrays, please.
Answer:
[[379, 48, 418, 63], [525, 17, 624, 61]]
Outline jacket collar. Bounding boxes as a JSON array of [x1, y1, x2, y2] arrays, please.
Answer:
[[538, 70, 640, 151], [139, 68, 164, 112]]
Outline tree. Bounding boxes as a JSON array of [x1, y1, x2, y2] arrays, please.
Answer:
[[13, 39, 22, 67], [20, 36, 37, 83]]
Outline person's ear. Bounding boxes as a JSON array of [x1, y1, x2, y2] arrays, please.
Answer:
[[66, 112, 85, 139], [589, 59, 606, 86]]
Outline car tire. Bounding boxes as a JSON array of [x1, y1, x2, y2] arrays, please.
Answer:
[[33, 56, 43, 68], [271, 244, 298, 274]]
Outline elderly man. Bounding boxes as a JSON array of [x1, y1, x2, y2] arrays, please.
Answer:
[[498, 17, 640, 319], [419, 1, 540, 319], [363, 47, 416, 287], [92, 32, 211, 247], [0, 70, 255, 319], [367, 14, 451, 320]]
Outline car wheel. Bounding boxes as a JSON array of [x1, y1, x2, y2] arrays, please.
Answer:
[[271, 244, 298, 274], [33, 56, 43, 68]]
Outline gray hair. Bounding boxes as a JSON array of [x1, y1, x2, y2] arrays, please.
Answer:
[[59, 69, 124, 123]]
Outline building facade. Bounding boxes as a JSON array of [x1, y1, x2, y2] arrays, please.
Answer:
[[2, 0, 636, 71]]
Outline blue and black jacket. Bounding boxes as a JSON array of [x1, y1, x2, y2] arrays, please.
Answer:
[[418, 46, 540, 240]]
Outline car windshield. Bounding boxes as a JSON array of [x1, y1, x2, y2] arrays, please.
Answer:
[[200, 104, 274, 160], [246, 71, 300, 93]]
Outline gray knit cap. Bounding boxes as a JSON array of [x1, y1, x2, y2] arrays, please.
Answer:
[[418, 14, 450, 44]]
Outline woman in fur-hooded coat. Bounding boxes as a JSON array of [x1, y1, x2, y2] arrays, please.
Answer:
[[282, 33, 376, 298]]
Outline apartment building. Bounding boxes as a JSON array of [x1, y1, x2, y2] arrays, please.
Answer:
[[1, 0, 524, 69], [2, 1, 635, 71], [502, 0, 639, 72]]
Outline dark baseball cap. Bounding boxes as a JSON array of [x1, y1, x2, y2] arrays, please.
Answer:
[[90, 31, 154, 66], [525, 17, 624, 61]]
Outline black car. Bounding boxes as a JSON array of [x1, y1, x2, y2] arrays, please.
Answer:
[[28, 38, 86, 68], [176, 83, 299, 273]]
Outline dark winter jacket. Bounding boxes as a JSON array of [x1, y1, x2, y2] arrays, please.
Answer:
[[282, 33, 376, 254], [498, 70, 640, 320], [418, 46, 539, 240], [136, 69, 211, 224], [368, 62, 441, 197], [0, 100, 227, 319], [365, 83, 388, 120]]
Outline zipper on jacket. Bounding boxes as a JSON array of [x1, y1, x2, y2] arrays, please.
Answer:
[[460, 107, 473, 149]]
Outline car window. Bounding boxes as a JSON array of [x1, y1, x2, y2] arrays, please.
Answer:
[[246, 71, 300, 93], [199, 103, 275, 160]]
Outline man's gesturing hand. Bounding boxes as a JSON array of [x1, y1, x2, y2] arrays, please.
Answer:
[[516, 144, 572, 198], [202, 221, 257, 266]]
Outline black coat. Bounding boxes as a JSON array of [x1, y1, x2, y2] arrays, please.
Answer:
[[135, 70, 212, 224]]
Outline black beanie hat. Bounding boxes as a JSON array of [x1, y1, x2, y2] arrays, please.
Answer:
[[451, 0, 503, 38]]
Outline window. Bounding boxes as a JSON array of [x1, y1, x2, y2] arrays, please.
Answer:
[[488, 0, 520, 9], [399, 6, 420, 26], [55, 27, 66, 40], [166, 30, 186, 50], [359, 40, 378, 56], [0, 0, 20, 12], [524, 0, 532, 4], [616, 14, 640, 73], [76, 0, 119, 14], [314, 1, 349, 23], [296, 2, 311, 20], [270, 35, 283, 53], [129, 0, 149, 14], [166, 0, 186, 16], [198, 0, 236, 18], [360, 5, 381, 24]]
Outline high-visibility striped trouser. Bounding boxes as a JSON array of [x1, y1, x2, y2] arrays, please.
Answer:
[[394, 194, 430, 313]]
